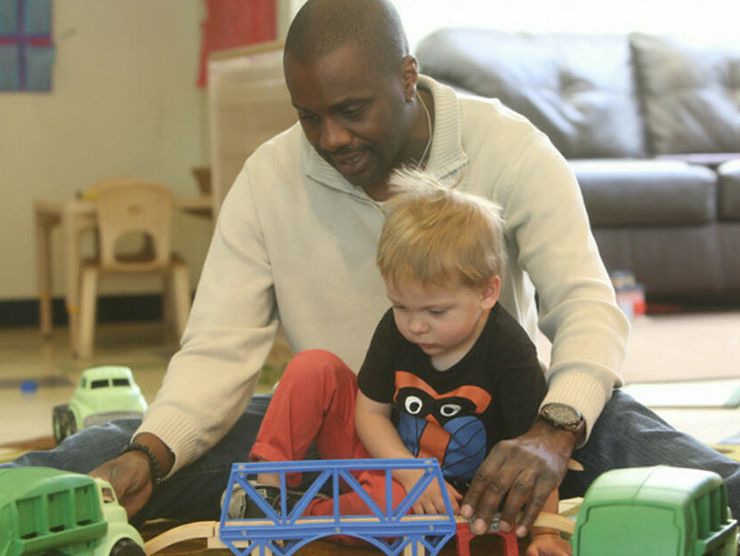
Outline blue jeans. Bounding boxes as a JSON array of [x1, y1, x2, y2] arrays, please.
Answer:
[[6, 391, 739, 521], [7, 396, 271, 523], [562, 391, 740, 518]]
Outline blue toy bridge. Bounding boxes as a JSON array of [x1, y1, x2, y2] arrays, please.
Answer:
[[219, 458, 457, 556]]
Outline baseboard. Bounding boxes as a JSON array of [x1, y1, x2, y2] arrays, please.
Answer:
[[646, 292, 740, 312], [0, 295, 165, 328], [4, 293, 737, 328]]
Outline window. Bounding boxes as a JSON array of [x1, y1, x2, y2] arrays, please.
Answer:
[[0, 0, 54, 91]]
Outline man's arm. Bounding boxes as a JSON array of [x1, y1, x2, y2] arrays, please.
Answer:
[[92, 161, 280, 516], [135, 162, 279, 473], [462, 130, 628, 536]]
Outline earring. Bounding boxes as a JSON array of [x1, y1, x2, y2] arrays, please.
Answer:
[[406, 96, 414, 104]]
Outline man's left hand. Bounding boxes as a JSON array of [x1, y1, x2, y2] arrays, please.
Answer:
[[460, 419, 576, 537]]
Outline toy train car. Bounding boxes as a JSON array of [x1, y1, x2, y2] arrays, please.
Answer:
[[573, 466, 738, 556], [0, 467, 144, 556]]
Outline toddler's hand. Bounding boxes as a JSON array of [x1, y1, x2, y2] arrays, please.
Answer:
[[525, 532, 572, 556], [397, 472, 462, 514]]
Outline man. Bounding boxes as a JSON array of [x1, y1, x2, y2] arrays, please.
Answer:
[[12, 0, 738, 538]]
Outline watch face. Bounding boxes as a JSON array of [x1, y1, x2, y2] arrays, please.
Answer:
[[543, 403, 581, 426]]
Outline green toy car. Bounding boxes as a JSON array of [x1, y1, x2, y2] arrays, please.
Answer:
[[0, 466, 144, 556], [53, 366, 147, 444]]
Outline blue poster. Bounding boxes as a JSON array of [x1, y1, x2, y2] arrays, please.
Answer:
[[0, 0, 54, 92]]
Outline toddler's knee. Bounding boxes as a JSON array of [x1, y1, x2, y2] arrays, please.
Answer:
[[282, 349, 351, 384]]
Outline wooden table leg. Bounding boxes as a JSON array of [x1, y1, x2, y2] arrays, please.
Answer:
[[62, 206, 85, 354], [34, 207, 55, 336]]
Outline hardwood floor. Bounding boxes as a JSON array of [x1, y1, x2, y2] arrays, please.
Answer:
[[0, 321, 292, 444], [1, 315, 736, 446], [1, 317, 737, 555]]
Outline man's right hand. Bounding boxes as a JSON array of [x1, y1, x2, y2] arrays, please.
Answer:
[[90, 451, 154, 518]]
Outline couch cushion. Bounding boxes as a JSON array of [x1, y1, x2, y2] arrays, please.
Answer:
[[571, 160, 717, 226], [630, 33, 740, 156], [416, 28, 646, 159], [718, 159, 740, 220], [656, 152, 740, 169], [593, 226, 727, 296]]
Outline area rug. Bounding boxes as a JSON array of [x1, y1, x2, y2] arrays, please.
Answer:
[[622, 378, 740, 408], [620, 311, 740, 384], [536, 310, 740, 385]]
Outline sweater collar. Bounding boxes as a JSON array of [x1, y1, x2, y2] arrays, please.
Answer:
[[303, 75, 469, 196]]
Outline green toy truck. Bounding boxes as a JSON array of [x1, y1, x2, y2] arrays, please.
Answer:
[[0, 467, 144, 556], [573, 465, 738, 556], [53, 366, 147, 444]]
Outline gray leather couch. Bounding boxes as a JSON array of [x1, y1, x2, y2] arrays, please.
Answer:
[[416, 29, 740, 298]]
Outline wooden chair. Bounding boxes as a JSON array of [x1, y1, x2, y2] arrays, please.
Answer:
[[76, 179, 191, 358]]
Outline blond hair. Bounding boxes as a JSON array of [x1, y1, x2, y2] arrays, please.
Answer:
[[377, 168, 506, 290]]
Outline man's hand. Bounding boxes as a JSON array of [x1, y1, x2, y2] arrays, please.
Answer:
[[460, 419, 577, 537], [90, 433, 174, 519], [90, 451, 154, 518]]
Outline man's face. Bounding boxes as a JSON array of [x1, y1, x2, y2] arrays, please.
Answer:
[[284, 44, 414, 191]]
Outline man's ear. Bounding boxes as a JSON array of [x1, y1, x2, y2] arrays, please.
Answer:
[[481, 275, 501, 309], [401, 55, 419, 100]]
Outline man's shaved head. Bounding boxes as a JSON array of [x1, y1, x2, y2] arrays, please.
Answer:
[[285, 0, 409, 74]]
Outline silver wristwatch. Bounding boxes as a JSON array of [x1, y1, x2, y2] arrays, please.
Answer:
[[539, 403, 585, 435]]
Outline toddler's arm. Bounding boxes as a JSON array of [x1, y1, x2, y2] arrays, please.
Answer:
[[355, 391, 418, 463], [355, 391, 460, 514], [525, 489, 572, 556]]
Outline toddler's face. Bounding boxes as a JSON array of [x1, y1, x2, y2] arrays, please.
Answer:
[[386, 277, 497, 369]]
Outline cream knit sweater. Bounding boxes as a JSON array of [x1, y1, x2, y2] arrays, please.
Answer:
[[137, 76, 629, 473]]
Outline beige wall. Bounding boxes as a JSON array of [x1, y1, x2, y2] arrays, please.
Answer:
[[280, 1, 738, 51], [10, 0, 722, 303], [0, 0, 210, 301]]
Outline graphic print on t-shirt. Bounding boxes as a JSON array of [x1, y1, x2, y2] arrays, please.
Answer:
[[394, 371, 491, 481]]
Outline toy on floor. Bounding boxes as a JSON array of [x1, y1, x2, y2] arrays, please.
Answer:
[[52, 366, 147, 444], [220, 458, 458, 556], [572, 465, 738, 556], [0, 466, 145, 556], [145, 458, 574, 556], [145, 461, 740, 555]]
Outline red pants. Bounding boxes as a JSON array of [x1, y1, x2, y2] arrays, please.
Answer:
[[250, 349, 407, 516]]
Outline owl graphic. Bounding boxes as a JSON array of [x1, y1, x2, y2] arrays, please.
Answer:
[[394, 371, 492, 481]]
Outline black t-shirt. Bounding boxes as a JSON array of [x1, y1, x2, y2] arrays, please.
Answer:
[[358, 304, 546, 482]]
